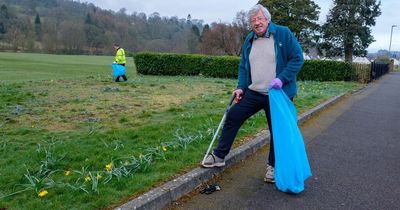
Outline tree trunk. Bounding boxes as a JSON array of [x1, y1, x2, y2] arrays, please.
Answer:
[[344, 43, 353, 62]]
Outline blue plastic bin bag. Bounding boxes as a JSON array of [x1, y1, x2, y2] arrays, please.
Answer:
[[112, 63, 126, 78], [269, 89, 312, 194]]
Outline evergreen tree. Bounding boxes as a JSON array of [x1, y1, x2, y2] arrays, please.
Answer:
[[84, 12, 107, 54], [188, 25, 200, 53], [321, 0, 381, 62], [34, 13, 41, 24], [191, 25, 200, 37], [202, 24, 210, 34], [85, 13, 92, 24], [258, 0, 320, 51], [34, 13, 42, 41], [0, 4, 9, 35], [199, 24, 210, 44], [187, 14, 192, 25]]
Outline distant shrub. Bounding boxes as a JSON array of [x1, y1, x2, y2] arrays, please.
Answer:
[[351, 63, 371, 83]]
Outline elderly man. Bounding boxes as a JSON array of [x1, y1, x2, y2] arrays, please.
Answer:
[[201, 4, 304, 183]]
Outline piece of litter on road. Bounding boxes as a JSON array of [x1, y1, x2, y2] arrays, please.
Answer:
[[199, 184, 221, 195]]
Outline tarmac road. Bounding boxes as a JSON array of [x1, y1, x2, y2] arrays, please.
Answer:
[[171, 72, 400, 210]]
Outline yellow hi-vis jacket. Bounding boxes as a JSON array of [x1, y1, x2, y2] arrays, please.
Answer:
[[115, 48, 126, 64]]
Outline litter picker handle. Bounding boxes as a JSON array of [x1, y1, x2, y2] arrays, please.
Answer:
[[227, 93, 235, 110], [201, 93, 236, 165]]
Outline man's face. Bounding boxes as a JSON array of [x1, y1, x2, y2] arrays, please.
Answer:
[[250, 10, 269, 37]]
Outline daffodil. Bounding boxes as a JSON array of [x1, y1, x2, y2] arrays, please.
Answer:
[[64, 170, 71, 176], [84, 176, 91, 182], [105, 163, 113, 171], [96, 174, 102, 180], [162, 145, 167, 152], [38, 190, 48, 197]]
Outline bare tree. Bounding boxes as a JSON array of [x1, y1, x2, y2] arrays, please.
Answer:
[[8, 17, 35, 51], [41, 19, 59, 53], [59, 20, 86, 53], [199, 11, 249, 56]]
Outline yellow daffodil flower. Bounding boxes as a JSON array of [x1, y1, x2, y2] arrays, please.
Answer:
[[64, 170, 71, 176], [38, 190, 48, 197], [105, 163, 113, 171], [84, 176, 91, 182], [162, 145, 167, 152]]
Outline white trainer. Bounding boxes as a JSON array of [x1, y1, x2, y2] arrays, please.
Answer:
[[201, 153, 225, 168], [264, 164, 275, 183]]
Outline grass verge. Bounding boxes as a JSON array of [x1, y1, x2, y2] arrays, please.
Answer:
[[0, 52, 363, 209]]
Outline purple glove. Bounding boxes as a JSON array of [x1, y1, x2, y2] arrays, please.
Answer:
[[269, 78, 283, 89]]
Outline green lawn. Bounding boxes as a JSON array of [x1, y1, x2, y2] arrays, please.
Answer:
[[0, 52, 363, 209], [0, 52, 133, 82]]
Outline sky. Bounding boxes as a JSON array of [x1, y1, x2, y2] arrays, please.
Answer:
[[79, 0, 399, 53]]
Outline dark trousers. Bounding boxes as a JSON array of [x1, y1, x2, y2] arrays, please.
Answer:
[[213, 89, 292, 167], [115, 63, 127, 82], [115, 75, 128, 82]]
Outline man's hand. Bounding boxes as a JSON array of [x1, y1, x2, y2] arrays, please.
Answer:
[[233, 89, 243, 104], [269, 78, 283, 89]]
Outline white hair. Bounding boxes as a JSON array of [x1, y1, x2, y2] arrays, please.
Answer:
[[248, 4, 271, 23]]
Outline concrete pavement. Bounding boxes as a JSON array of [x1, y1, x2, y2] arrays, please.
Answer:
[[170, 72, 400, 210]]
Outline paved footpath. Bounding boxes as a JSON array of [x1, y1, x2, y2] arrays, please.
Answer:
[[171, 72, 400, 210]]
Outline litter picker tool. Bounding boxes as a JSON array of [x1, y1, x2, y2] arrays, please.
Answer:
[[201, 93, 236, 165]]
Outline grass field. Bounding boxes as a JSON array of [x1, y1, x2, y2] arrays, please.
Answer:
[[0, 52, 363, 209]]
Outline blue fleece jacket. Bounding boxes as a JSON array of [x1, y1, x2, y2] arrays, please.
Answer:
[[237, 22, 304, 98]]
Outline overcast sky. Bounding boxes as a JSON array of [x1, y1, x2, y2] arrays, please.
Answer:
[[80, 0, 399, 53]]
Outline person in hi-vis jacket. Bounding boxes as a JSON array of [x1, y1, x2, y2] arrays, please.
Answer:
[[113, 43, 128, 82]]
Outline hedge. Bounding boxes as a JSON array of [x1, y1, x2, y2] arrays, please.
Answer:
[[134, 52, 204, 76], [133, 52, 363, 82], [297, 60, 355, 81], [200, 56, 239, 78], [134, 52, 239, 78]]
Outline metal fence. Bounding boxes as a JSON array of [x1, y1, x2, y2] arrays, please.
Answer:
[[351, 62, 389, 83], [370, 62, 389, 81]]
